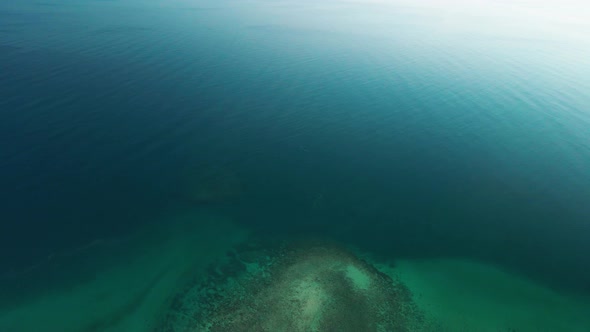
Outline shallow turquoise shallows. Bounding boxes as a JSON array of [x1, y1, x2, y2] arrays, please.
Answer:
[[1, 0, 590, 331]]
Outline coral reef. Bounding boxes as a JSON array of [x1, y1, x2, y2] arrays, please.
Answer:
[[155, 240, 428, 332]]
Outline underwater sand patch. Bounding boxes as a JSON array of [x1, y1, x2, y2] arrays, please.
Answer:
[[155, 241, 428, 332]]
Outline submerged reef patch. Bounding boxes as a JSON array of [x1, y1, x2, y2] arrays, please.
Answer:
[[155, 239, 429, 332]]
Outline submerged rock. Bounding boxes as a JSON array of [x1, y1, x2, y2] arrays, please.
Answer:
[[155, 241, 429, 332]]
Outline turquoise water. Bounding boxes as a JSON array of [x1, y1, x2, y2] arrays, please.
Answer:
[[1, 0, 590, 330]]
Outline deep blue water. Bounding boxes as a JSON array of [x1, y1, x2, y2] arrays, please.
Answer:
[[1, 0, 590, 295]]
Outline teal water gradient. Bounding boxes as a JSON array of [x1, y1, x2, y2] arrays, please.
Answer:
[[1, 0, 590, 299]]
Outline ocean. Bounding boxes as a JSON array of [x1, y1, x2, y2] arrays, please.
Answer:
[[1, 0, 590, 331]]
